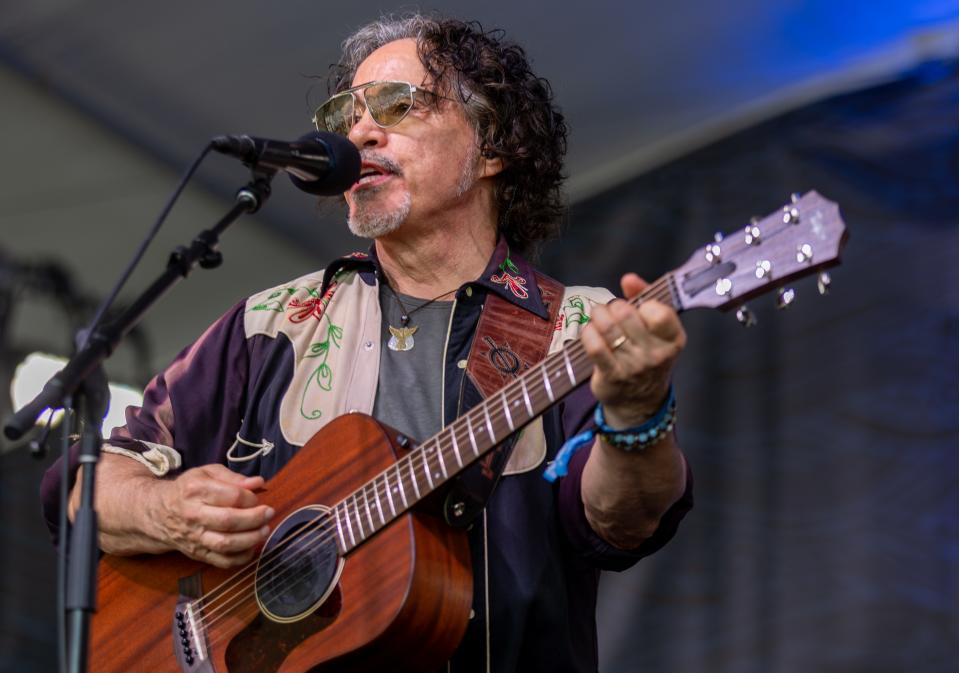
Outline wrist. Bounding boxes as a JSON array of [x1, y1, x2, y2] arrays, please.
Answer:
[[601, 384, 672, 429], [595, 385, 676, 452]]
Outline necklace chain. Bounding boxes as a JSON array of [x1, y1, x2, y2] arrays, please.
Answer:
[[382, 279, 458, 327]]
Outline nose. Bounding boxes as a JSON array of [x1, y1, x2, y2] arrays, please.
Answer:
[[348, 105, 387, 149]]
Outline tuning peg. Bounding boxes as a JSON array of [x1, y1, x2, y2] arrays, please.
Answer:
[[713, 231, 724, 243], [736, 305, 757, 327], [790, 192, 801, 204], [776, 287, 796, 309], [817, 271, 831, 295]]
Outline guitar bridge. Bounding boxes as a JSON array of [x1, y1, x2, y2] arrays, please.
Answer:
[[173, 573, 213, 672]]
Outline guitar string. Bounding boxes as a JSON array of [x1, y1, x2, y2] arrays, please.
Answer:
[[192, 275, 673, 615], [194, 281, 678, 639], [191, 274, 676, 619], [193, 206, 826, 644], [191, 279, 678, 637], [198, 338, 610, 647], [197, 207, 816, 631]]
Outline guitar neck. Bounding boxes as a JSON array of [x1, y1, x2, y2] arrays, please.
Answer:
[[329, 274, 682, 555]]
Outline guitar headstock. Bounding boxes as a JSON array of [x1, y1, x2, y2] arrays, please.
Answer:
[[672, 191, 848, 314]]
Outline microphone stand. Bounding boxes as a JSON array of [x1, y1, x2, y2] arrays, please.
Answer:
[[3, 170, 274, 673]]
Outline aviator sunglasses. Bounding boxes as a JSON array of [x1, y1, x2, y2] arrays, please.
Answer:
[[312, 80, 447, 136]]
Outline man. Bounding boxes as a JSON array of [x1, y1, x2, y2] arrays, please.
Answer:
[[41, 15, 692, 673]]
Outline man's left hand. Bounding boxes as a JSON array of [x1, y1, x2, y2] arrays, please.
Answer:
[[582, 272, 686, 429]]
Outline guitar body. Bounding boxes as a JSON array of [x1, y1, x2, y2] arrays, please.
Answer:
[[88, 413, 473, 673]]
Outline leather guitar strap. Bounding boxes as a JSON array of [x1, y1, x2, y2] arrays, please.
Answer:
[[442, 271, 565, 527]]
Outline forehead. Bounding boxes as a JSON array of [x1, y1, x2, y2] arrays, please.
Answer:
[[352, 38, 428, 87]]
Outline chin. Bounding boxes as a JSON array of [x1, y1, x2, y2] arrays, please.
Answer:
[[347, 192, 412, 239]]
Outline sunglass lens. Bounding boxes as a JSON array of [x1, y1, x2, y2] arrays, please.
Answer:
[[315, 94, 354, 135], [367, 82, 414, 127]]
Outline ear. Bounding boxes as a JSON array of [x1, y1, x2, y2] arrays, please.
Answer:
[[479, 149, 505, 178]]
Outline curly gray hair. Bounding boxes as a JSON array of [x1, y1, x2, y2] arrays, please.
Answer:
[[328, 14, 568, 256]]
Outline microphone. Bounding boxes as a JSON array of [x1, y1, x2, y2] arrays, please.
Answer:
[[211, 131, 360, 195]]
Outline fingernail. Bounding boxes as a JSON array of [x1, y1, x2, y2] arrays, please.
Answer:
[[264, 507, 275, 521], [260, 525, 270, 537]]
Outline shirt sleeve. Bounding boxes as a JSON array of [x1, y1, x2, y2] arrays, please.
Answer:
[[38, 300, 251, 543], [555, 381, 694, 571]]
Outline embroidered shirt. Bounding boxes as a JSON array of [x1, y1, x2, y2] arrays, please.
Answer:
[[40, 239, 693, 673]]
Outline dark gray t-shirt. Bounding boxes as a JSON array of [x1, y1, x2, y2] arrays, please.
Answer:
[[372, 283, 454, 443]]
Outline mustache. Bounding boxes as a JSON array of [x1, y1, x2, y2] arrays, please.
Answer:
[[360, 150, 402, 176]]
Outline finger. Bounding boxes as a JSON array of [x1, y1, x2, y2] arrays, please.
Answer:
[[620, 273, 649, 299], [181, 474, 261, 509], [637, 300, 686, 344], [198, 547, 258, 570], [201, 464, 266, 490], [198, 503, 275, 533], [198, 524, 271, 556], [581, 321, 620, 373], [586, 303, 623, 343], [606, 299, 649, 346]]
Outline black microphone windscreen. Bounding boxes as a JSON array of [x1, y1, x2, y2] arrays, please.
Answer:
[[289, 131, 360, 196]]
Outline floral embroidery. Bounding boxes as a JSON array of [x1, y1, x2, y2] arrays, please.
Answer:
[[499, 255, 520, 275], [563, 295, 593, 328], [250, 286, 319, 313], [346, 251, 369, 259], [286, 282, 337, 323], [299, 315, 343, 420], [491, 272, 528, 299]]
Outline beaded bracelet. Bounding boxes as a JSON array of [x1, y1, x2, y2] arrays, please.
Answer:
[[594, 385, 676, 452], [543, 385, 677, 482]]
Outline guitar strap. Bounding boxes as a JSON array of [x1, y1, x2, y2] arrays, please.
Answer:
[[442, 270, 565, 527]]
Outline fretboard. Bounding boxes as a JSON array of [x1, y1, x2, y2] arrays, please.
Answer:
[[330, 273, 681, 554]]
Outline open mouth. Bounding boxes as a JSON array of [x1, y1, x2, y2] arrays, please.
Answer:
[[354, 162, 393, 189]]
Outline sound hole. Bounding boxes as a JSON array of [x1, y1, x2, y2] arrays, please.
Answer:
[[254, 505, 341, 622]]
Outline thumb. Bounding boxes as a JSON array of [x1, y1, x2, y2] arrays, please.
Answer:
[[620, 272, 649, 299]]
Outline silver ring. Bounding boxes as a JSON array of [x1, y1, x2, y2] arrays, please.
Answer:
[[610, 334, 628, 351]]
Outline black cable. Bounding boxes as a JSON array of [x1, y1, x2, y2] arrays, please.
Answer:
[[57, 404, 72, 673], [77, 142, 214, 350]]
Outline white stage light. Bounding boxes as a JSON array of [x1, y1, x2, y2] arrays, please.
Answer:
[[11, 353, 143, 437]]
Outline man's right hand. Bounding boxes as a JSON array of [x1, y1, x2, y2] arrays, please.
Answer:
[[70, 455, 275, 569], [152, 464, 275, 568]]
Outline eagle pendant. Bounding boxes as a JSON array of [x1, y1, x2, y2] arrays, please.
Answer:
[[388, 325, 418, 352]]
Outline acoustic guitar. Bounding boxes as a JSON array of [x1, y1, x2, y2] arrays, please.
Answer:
[[87, 191, 847, 672]]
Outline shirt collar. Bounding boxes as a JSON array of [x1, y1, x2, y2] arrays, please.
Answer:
[[320, 237, 548, 320]]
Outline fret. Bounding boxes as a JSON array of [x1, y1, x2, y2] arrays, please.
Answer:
[[361, 487, 375, 532], [483, 404, 495, 442], [395, 464, 409, 508], [372, 477, 386, 525], [520, 376, 534, 416], [562, 349, 576, 385], [502, 390, 514, 431], [343, 498, 357, 546], [383, 471, 397, 517], [422, 449, 435, 489], [351, 494, 365, 540], [451, 428, 464, 468], [542, 365, 555, 401], [435, 440, 449, 478], [408, 456, 421, 499], [466, 416, 479, 456], [334, 505, 346, 552]]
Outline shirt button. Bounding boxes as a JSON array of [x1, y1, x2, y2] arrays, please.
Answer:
[[465, 287, 473, 297], [457, 359, 468, 369], [364, 340, 374, 351]]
